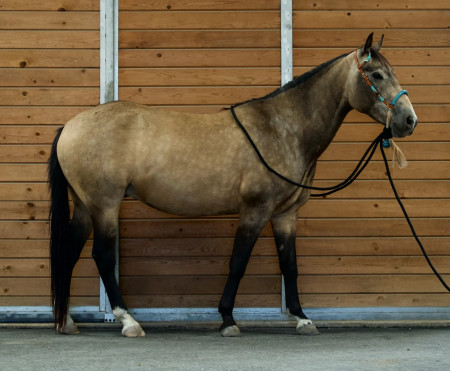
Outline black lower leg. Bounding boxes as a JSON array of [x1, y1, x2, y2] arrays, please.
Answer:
[[274, 232, 308, 319], [92, 232, 127, 311], [219, 225, 260, 330]]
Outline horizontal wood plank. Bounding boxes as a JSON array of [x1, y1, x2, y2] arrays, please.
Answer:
[[121, 237, 448, 257], [298, 275, 450, 294], [1, 217, 449, 239], [0, 183, 49, 201], [0, 239, 92, 258], [120, 11, 280, 30], [0, 69, 99, 87], [0, 277, 98, 296], [118, 86, 450, 105], [119, 30, 280, 49], [0, 0, 99, 11], [0, 11, 99, 30], [292, 30, 449, 48], [299, 293, 450, 308], [123, 294, 280, 308], [0, 296, 98, 307], [118, 30, 448, 49], [312, 180, 450, 199], [119, 48, 450, 67], [120, 275, 280, 295], [116, 218, 450, 239], [118, 67, 450, 86], [118, 11, 450, 30], [117, 0, 450, 11], [121, 292, 450, 309], [0, 237, 447, 258], [0, 107, 87, 124], [0, 31, 99, 49], [292, 11, 450, 29], [0, 258, 97, 277], [0, 88, 99, 106], [118, 256, 450, 276], [119, 274, 450, 295], [0, 50, 99, 68], [119, 1, 282, 11]]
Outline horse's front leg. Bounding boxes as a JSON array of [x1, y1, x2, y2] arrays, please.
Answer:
[[271, 211, 319, 335], [218, 209, 269, 337]]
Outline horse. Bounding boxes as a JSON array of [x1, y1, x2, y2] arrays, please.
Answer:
[[48, 33, 417, 337]]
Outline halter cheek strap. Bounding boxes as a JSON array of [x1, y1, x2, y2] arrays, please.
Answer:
[[354, 50, 408, 112]]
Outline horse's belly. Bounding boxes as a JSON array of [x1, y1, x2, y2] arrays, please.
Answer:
[[129, 174, 241, 217]]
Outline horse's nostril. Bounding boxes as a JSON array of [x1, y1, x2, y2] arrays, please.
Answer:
[[407, 116, 416, 127]]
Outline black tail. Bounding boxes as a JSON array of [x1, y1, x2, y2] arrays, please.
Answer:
[[48, 127, 71, 330]]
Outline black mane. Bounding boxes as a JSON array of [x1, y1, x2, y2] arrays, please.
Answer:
[[232, 52, 350, 108]]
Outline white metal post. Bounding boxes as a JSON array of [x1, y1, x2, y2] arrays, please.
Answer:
[[280, 0, 293, 313], [99, 0, 119, 321]]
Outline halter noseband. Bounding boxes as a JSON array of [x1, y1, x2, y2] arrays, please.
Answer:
[[354, 50, 408, 147]]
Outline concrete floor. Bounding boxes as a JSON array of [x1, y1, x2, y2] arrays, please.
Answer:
[[0, 325, 448, 370]]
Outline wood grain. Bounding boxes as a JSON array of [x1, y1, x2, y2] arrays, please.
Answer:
[[0, 50, 99, 68], [0, 69, 99, 87], [0, 31, 99, 49], [117, 0, 450, 11], [0, 11, 99, 30], [118, 67, 450, 86], [118, 48, 450, 67], [0, 0, 99, 11]]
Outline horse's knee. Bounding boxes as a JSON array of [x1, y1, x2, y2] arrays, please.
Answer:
[[92, 232, 117, 273]]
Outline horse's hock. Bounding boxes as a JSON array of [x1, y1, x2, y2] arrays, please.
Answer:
[[0, 1, 449, 329]]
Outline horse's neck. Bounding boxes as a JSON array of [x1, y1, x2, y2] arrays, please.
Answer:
[[276, 56, 352, 160]]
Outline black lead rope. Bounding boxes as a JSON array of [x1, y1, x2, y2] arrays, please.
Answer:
[[231, 105, 450, 292], [379, 142, 450, 292]]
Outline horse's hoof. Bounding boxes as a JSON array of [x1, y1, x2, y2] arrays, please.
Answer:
[[60, 323, 80, 335], [296, 323, 320, 336], [58, 314, 80, 335], [122, 324, 146, 338], [221, 325, 241, 337]]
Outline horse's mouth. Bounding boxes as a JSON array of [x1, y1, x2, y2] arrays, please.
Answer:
[[391, 124, 415, 138]]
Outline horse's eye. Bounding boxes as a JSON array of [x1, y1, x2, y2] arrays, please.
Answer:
[[373, 72, 383, 80]]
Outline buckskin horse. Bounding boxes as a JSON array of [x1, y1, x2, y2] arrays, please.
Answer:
[[48, 34, 417, 337]]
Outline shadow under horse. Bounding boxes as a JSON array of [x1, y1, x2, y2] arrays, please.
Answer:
[[48, 33, 417, 337]]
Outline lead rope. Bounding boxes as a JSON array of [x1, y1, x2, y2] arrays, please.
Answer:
[[379, 142, 450, 292], [230, 106, 450, 292]]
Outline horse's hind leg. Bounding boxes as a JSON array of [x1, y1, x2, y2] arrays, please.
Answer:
[[91, 207, 145, 338], [270, 211, 319, 335], [60, 191, 93, 334]]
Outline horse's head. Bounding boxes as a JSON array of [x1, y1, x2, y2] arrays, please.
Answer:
[[347, 33, 418, 138]]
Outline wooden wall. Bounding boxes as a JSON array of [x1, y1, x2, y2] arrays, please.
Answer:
[[0, 0, 100, 308], [1, 0, 448, 314], [117, 0, 450, 310]]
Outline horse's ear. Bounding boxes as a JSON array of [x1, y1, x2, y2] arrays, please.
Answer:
[[362, 33, 373, 55], [372, 34, 384, 52]]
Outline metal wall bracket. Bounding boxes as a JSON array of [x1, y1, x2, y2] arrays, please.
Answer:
[[280, 0, 293, 313], [99, 0, 119, 322]]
